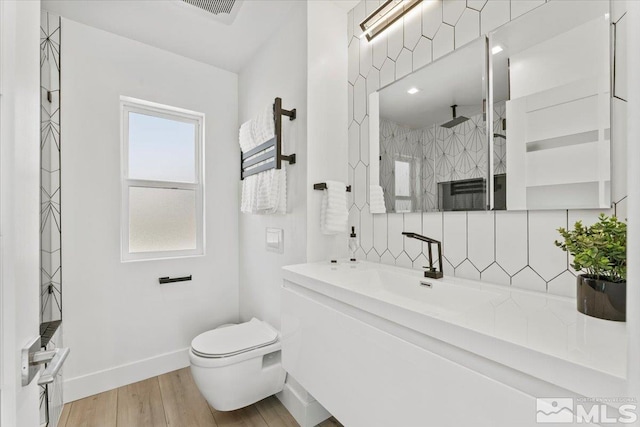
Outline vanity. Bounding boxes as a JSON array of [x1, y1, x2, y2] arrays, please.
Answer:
[[280, 261, 626, 426], [279, 0, 629, 425]]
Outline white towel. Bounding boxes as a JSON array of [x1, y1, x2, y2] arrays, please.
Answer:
[[370, 185, 386, 214], [252, 104, 275, 146], [239, 120, 255, 153], [255, 168, 286, 214], [239, 104, 286, 214], [321, 181, 348, 235]]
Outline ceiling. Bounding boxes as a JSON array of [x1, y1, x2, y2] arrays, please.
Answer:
[[379, 38, 487, 130], [42, 0, 302, 72]]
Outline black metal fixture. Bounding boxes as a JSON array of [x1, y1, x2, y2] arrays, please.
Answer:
[[360, 0, 423, 42], [313, 183, 351, 192], [402, 232, 443, 279], [440, 105, 470, 128], [241, 97, 296, 180], [159, 275, 192, 284]]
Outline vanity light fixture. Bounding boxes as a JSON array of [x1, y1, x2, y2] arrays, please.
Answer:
[[491, 45, 503, 55], [360, 0, 423, 42], [407, 87, 420, 95]]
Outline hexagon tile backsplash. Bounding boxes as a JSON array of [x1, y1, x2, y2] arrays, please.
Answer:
[[346, 0, 628, 297]]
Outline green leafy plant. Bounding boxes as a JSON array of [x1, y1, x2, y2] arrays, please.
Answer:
[[555, 213, 626, 282]]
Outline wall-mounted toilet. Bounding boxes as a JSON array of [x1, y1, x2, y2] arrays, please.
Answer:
[[189, 318, 286, 411]]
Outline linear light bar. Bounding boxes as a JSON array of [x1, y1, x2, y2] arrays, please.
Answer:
[[360, 0, 423, 42]]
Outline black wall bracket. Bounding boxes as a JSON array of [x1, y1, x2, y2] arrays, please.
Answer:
[[159, 275, 192, 284], [313, 183, 351, 192]]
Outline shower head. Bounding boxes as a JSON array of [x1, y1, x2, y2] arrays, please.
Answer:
[[440, 105, 469, 128]]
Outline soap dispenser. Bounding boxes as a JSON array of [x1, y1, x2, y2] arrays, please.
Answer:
[[349, 226, 359, 262]]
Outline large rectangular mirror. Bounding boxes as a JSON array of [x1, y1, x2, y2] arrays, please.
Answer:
[[369, 0, 613, 213], [490, 0, 611, 210], [370, 37, 489, 213]]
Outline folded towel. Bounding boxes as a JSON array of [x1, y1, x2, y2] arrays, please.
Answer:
[[321, 181, 348, 235], [239, 121, 255, 153], [252, 104, 275, 145], [255, 168, 286, 214], [370, 184, 387, 214]]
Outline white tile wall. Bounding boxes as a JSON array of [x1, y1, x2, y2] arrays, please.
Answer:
[[347, 0, 627, 296]]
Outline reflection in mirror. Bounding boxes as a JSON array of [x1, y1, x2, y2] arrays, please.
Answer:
[[370, 37, 489, 213], [490, 0, 611, 210]]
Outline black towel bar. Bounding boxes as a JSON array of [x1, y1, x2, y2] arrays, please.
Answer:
[[313, 183, 351, 192], [159, 275, 192, 284]]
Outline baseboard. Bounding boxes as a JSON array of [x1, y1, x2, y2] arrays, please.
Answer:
[[276, 381, 331, 427], [63, 347, 190, 403]]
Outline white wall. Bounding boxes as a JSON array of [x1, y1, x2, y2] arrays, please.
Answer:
[[306, 1, 349, 262], [238, 2, 307, 330], [0, 1, 42, 426], [61, 19, 239, 402]]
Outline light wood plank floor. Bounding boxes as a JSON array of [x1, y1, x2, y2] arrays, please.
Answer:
[[59, 368, 343, 427]]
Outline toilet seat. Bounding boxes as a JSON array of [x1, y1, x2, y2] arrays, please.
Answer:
[[191, 318, 279, 359]]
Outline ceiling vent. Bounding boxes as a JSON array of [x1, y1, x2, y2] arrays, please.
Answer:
[[178, 0, 244, 25]]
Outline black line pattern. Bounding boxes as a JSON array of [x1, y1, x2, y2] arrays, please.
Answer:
[[40, 11, 63, 427], [41, 12, 62, 323]]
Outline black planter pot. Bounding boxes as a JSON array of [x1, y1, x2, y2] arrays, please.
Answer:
[[576, 275, 626, 321]]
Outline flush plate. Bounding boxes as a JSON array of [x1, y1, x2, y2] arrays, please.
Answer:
[[266, 228, 284, 254]]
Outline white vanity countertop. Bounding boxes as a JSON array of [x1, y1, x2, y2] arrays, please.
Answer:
[[282, 260, 628, 398]]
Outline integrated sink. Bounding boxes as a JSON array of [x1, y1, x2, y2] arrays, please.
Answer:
[[337, 266, 502, 317]]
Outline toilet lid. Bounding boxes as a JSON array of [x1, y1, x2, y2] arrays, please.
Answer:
[[191, 318, 279, 358]]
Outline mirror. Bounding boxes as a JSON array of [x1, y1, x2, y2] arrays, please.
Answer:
[[490, 0, 611, 210], [369, 0, 613, 213], [370, 37, 489, 213]]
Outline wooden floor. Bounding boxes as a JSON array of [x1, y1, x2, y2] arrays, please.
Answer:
[[59, 368, 342, 427]]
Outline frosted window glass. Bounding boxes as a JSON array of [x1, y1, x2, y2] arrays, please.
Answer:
[[128, 112, 196, 182], [395, 199, 412, 213], [395, 160, 411, 197], [129, 187, 196, 253]]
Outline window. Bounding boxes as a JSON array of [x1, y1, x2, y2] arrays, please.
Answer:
[[394, 160, 412, 212], [121, 97, 204, 261]]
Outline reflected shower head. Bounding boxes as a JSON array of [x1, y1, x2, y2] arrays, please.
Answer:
[[440, 105, 469, 128]]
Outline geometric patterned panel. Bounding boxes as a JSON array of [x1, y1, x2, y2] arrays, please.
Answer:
[[380, 108, 503, 213], [40, 11, 64, 427], [379, 119, 425, 212], [41, 11, 62, 323], [493, 101, 507, 174], [347, 0, 627, 297]]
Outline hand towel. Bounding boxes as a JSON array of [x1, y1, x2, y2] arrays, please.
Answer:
[[321, 181, 349, 235], [370, 184, 387, 214]]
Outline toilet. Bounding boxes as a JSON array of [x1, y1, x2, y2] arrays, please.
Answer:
[[189, 318, 286, 411]]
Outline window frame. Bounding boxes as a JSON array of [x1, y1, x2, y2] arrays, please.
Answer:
[[120, 96, 205, 262]]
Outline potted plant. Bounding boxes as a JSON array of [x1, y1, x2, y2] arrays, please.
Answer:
[[555, 213, 626, 321]]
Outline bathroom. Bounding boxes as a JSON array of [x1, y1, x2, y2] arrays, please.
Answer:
[[0, 0, 639, 426]]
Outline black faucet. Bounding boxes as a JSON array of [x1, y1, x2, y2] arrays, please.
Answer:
[[402, 232, 444, 279]]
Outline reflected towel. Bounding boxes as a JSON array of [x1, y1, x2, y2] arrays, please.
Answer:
[[370, 185, 386, 214]]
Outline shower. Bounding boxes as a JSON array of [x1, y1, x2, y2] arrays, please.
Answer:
[[440, 105, 469, 128]]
